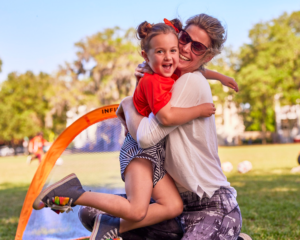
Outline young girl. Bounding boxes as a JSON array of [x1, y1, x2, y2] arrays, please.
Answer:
[[33, 19, 233, 240]]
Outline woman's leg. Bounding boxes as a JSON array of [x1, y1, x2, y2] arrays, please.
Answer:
[[181, 205, 242, 240], [119, 173, 183, 233], [75, 158, 153, 221], [180, 189, 242, 240]]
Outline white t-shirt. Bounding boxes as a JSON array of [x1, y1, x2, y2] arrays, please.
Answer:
[[137, 71, 236, 198]]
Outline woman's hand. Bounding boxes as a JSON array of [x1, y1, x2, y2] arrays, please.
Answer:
[[135, 61, 153, 83], [120, 96, 144, 141], [220, 76, 239, 92], [116, 98, 130, 136]]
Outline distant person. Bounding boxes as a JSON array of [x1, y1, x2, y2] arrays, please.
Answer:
[[26, 132, 49, 164], [23, 137, 29, 155]]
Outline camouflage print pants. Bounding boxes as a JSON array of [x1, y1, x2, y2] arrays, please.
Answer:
[[78, 187, 242, 240]]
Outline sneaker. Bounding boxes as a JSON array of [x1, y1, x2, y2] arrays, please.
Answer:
[[91, 214, 122, 240], [32, 173, 85, 213], [238, 233, 252, 240]]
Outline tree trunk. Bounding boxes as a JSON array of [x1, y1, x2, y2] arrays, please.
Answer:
[[11, 139, 17, 156], [261, 122, 267, 144], [261, 97, 267, 144]]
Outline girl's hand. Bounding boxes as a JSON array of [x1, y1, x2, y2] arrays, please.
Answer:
[[199, 103, 216, 117], [220, 76, 239, 92], [135, 61, 153, 83]]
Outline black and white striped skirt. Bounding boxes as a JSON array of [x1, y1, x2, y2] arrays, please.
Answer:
[[119, 133, 166, 187]]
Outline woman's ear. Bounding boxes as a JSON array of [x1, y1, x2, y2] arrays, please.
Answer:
[[141, 50, 149, 62], [204, 55, 214, 63]]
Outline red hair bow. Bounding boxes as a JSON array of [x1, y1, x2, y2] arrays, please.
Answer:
[[164, 18, 179, 33]]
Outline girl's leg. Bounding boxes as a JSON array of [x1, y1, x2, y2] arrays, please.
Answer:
[[76, 161, 183, 232], [78, 205, 183, 240], [119, 173, 183, 233], [75, 157, 154, 221]]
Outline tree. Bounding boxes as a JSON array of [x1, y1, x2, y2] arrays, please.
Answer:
[[207, 47, 238, 124], [0, 27, 143, 144], [0, 71, 51, 146], [0, 70, 91, 145], [43, 73, 87, 136], [236, 11, 300, 144], [59, 27, 143, 107]]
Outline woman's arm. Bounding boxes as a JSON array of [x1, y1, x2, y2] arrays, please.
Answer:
[[122, 99, 215, 147], [201, 69, 239, 92], [156, 102, 215, 126], [120, 97, 144, 141], [121, 97, 178, 148], [123, 72, 213, 149]]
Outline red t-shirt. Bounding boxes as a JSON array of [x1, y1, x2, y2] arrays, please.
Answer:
[[133, 73, 179, 117], [29, 136, 46, 154]]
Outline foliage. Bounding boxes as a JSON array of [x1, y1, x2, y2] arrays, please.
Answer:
[[207, 47, 238, 124], [0, 71, 86, 142], [0, 72, 50, 142], [43, 72, 90, 136], [58, 27, 142, 106], [1, 11, 300, 143], [0, 28, 143, 142], [235, 11, 300, 143]]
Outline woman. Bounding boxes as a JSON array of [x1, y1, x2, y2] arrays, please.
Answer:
[[79, 14, 251, 240]]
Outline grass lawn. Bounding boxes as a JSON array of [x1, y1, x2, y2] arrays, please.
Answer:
[[1, 144, 300, 239]]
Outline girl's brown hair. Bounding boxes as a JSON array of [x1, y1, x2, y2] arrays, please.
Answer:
[[137, 19, 182, 52]]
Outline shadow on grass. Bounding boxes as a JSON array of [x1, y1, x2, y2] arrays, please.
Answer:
[[229, 174, 300, 240], [0, 183, 29, 240]]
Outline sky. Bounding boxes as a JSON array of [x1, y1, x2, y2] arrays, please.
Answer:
[[0, 0, 299, 82]]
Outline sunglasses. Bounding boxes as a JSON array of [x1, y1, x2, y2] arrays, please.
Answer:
[[178, 30, 208, 56]]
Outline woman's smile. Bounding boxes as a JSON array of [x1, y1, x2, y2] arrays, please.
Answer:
[[179, 54, 191, 61]]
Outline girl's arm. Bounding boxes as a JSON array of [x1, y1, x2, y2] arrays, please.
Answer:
[[133, 63, 239, 92], [201, 69, 239, 92], [156, 102, 215, 126]]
